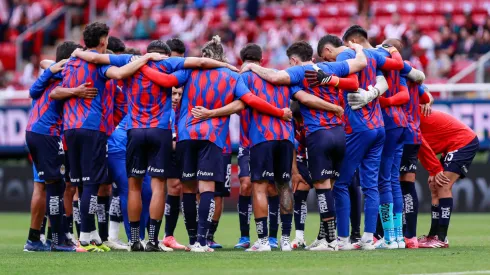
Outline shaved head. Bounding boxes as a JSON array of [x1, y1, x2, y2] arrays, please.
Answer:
[[383, 38, 404, 52]]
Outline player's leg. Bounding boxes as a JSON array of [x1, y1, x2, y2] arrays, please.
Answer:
[[72, 188, 81, 240], [96, 183, 111, 246], [391, 140, 405, 248], [80, 129, 111, 252], [126, 129, 147, 251], [348, 170, 362, 243], [235, 148, 252, 249], [192, 141, 223, 253], [375, 128, 400, 249], [274, 140, 294, 251], [140, 175, 152, 241], [358, 127, 385, 250], [267, 183, 279, 248], [208, 154, 231, 249], [62, 149, 77, 246], [178, 141, 199, 249], [292, 159, 311, 249], [163, 175, 186, 249], [246, 141, 274, 252], [24, 163, 49, 252], [400, 144, 420, 248], [145, 128, 173, 252]]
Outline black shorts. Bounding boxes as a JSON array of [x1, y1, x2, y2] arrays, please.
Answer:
[[400, 144, 421, 174], [166, 150, 181, 179], [64, 150, 71, 183], [177, 140, 224, 182], [64, 129, 108, 186], [297, 158, 313, 187], [126, 128, 173, 178], [250, 140, 294, 182], [237, 146, 250, 178], [216, 154, 232, 197], [306, 126, 345, 181], [440, 137, 479, 179], [26, 131, 65, 181]]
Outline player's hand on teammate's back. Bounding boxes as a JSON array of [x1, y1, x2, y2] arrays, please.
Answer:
[[74, 83, 98, 99], [240, 63, 253, 73], [71, 47, 82, 57], [347, 86, 379, 110], [145, 52, 168, 61], [347, 41, 363, 52], [49, 59, 68, 73], [227, 64, 239, 72], [281, 108, 293, 121], [420, 103, 432, 117], [304, 69, 332, 87], [191, 106, 214, 120], [334, 106, 344, 118], [434, 171, 451, 187], [292, 173, 307, 193]]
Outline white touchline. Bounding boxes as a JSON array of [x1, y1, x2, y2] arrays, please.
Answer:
[[401, 271, 490, 275]]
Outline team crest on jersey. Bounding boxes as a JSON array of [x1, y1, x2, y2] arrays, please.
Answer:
[[60, 164, 65, 175]]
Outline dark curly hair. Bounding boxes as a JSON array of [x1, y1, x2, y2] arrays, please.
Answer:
[[56, 41, 82, 62], [147, 40, 171, 55], [240, 43, 262, 63], [286, 41, 313, 62], [83, 22, 110, 48], [108, 36, 126, 54], [166, 38, 186, 55]]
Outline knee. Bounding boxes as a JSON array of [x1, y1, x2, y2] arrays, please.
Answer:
[[98, 184, 112, 196], [240, 178, 252, 196], [167, 179, 182, 196], [266, 183, 278, 196]]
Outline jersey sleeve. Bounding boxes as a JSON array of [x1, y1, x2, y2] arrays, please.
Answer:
[[109, 54, 133, 67], [167, 57, 186, 71], [172, 69, 191, 87], [419, 84, 427, 96], [29, 68, 55, 99], [289, 85, 302, 99], [400, 75, 408, 88], [336, 49, 355, 62], [418, 136, 444, 176], [373, 51, 387, 68], [234, 76, 251, 99], [284, 66, 304, 85], [323, 61, 350, 77], [400, 61, 413, 77], [98, 64, 112, 79]]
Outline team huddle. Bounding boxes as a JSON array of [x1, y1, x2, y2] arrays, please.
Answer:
[[23, 21, 479, 253]]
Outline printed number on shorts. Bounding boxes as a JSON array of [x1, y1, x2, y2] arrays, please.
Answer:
[[225, 164, 232, 188], [444, 150, 458, 162]]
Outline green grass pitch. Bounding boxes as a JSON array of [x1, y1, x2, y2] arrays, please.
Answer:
[[1, 213, 489, 275]]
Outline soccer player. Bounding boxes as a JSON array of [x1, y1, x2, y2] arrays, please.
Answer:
[[24, 41, 90, 252], [60, 22, 160, 252], [290, 102, 312, 249], [241, 41, 365, 251], [139, 36, 293, 252], [166, 38, 186, 57], [342, 27, 408, 249], [312, 32, 404, 250], [417, 110, 479, 248]]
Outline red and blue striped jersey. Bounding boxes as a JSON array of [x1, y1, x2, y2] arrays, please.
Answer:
[[285, 62, 349, 136], [26, 69, 63, 136], [125, 57, 185, 130], [375, 48, 408, 130], [294, 117, 307, 161], [241, 71, 299, 146], [103, 79, 127, 136], [223, 133, 232, 154], [337, 48, 385, 134], [61, 53, 112, 132], [173, 68, 250, 149], [239, 108, 251, 149], [403, 79, 426, 144]]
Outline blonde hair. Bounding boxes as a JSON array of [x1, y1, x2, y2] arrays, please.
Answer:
[[201, 35, 227, 63]]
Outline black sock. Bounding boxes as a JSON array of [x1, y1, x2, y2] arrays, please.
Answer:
[[280, 213, 292, 238], [80, 184, 98, 234], [207, 220, 219, 241], [66, 215, 74, 235], [28, 228, 41, 242], [40, 215, 47, 236], [255, 217, 268, 239], [97, 196, 110, 242], [109, 196, 123, 223], [197, 192, 215, 246], [148, 219, 162, 245], [72, 201, 81, 238], [182, 193, 198, 245], [317, 219, 325, 240], [428, 204, 440, 237], [130, 221, 140, 243], [375, 213, 384, 239], [47, 227, 52, 241], [348, 185, 362, 237], [46, 181, 64, 245], [268, 195, 279, 238], [316, 188, 336, 242], [437, 198, 453, 241], [238, 195, 251, 238], [164, 195, 180, 237], [293, 190, 308, 232], [401, 181, 418, 238]]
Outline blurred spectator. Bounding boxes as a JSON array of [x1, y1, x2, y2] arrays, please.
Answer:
[[427, 46, 452, 78], [133, 8, 156, 40], [440, 13, 460, 34], [307, 17, 326, 49], [181, 8, 210, 42], [20, 55, 41, 88], [384, 13, 406, 39], [170, 5, 193, 36], [463, 11, 478, 36], [469, 29, 490, 59], [362, 15, 380, 46], [9, 0, 44, 30], [0, 0, 8, 42], [455, 28, 475, 58]]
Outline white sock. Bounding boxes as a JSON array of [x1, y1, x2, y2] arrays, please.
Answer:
[[337, 236, 349, 242], [90, 230, 102, 244], [109, 221, 120, 240], [361, 232, 374, 243], [80, 232, 91, 243], [295, 230, 304, 240]]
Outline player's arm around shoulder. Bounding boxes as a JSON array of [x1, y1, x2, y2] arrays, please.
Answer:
[[241, 63, 291, 85]]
